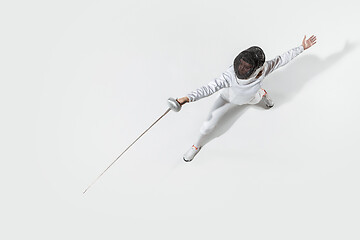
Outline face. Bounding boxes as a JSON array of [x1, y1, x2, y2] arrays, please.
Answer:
[[237, 59, 253, 79]]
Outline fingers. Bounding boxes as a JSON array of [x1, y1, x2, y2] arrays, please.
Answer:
[[310, 35, 317, 45], [305, 35, 317, 47]]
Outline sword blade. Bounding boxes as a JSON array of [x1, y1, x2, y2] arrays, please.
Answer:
[[83, 108, 171, 194]]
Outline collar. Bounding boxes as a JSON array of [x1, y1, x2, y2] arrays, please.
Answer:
[[235, 65, 264, 84]]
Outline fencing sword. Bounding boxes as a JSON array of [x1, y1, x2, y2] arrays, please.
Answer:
[[83, 97, 182, 194]]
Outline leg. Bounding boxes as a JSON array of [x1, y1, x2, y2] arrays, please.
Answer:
[[183, 95, 232, 162], [184, 95, 249, 161], [194, 95, 249, 147], [249, 88, 274, 108]]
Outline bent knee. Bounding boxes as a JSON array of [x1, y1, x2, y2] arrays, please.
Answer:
[[200, 121, 217, 135]]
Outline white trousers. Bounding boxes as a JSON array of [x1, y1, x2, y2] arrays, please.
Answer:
[[193, 89, 267, 148]]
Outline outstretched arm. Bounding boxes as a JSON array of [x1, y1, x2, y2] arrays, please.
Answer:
[[263, 35, 317, 77], [177, 68, 232, 105]]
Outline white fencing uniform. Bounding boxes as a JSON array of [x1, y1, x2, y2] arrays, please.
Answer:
[[186, 45, 304, 148]]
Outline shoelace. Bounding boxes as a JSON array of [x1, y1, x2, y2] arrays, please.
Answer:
[[192, 145, 199, 150]]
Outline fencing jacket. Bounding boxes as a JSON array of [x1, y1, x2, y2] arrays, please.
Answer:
[[186, 45, 304, 105]]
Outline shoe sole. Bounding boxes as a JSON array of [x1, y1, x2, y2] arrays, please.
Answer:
[[183, 157, 192, 162]]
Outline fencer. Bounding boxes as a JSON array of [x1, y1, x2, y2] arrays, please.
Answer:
[[174, 35, 317, 162]]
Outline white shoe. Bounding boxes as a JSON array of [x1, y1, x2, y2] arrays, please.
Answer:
[[183, 145, 202, 162], [262, 92, 274, 108]]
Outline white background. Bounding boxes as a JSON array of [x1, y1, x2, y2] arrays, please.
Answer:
[[1, 0, 359, 239]]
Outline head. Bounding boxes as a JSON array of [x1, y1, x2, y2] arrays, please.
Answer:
[[234, 46, 265, 79]]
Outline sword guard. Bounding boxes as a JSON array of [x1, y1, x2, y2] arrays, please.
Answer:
[[167, 97, 182, 112]]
